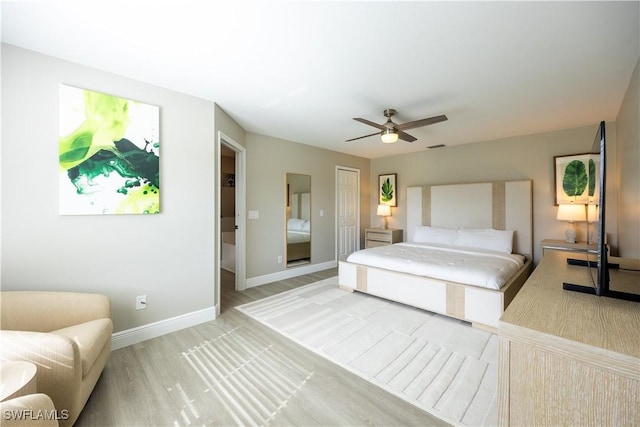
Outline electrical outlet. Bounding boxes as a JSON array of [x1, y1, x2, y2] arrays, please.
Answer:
[[278, 255, 283, 264], [136, 295, 147, 310]]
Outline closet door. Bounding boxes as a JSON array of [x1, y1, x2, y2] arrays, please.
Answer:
[[337, 168, 359, 261]]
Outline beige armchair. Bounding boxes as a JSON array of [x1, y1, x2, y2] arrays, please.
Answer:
[[0, 393, 59, 426], [0, 291, 112, 427]]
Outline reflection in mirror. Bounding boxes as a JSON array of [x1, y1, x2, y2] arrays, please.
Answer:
[[286, 173, 311, 267]]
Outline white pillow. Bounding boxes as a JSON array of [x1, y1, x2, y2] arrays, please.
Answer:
[[412, 225, 459, 245], [287, 218, 306, 230], [301, 220, 311, 232], [454, 228, 514, 253]]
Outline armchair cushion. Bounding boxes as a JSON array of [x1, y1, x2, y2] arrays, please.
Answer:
[[52, 318, 112, 377]]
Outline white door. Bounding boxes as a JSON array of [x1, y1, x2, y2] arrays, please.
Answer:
[[216, 132, 246, 319], [337, 167, 359, 261]]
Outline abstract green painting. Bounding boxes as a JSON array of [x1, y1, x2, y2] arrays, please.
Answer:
[[59, 85, 160, 214]]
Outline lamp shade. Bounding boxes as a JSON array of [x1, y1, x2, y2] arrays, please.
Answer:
[[377, 204, 391, 216], [556, 204, 586, 222], [381, 130, 398, 143]]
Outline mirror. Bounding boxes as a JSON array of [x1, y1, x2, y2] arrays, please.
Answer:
[[286, 173, 311, 267]]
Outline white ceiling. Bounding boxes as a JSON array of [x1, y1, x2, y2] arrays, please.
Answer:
[[2, 1, 639, 159]]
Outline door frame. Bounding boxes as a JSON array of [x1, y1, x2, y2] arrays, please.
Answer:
[[335, 166, 361, 262], [216, 131, 246, 316]]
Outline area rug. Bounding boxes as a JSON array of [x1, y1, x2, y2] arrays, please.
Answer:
[[236, 276, 498, 426]]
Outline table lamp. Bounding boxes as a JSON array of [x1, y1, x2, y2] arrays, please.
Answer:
[[376, 204, 391, 229], [556, 204, 586, 243]]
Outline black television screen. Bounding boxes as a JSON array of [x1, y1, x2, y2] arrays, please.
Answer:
[[563, 121, 639, 302], [593, 120, 608, 296]]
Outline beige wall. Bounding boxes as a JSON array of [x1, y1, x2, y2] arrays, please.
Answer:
[[370, 124, 618, 264], [3, 43, 636, 338], [616, 56, 640, 258], [1, 44, 217, 333], [215, 104, 246, 148], [245, 133, 370, 279]]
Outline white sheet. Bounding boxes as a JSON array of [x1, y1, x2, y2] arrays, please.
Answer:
[[346, 242, 525, 290], [287, 230, 310, 243]]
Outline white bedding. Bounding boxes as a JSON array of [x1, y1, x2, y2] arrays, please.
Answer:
[[346, 242, 525, 290], [287, 230, 310, 243]]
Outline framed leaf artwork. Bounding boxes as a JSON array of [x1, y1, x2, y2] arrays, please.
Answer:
[[59, 84, 160, 215], [554, 153, 599, 205], [379, 173, 397, 207]]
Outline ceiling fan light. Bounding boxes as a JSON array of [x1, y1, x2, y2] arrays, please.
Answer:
[[381, 130, 398, 143]]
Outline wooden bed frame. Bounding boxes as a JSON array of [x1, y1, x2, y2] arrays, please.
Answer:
[[287, 241, 310, 262], [338, 180, 533, 331]]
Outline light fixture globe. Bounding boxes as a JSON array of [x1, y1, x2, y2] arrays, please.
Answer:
[[381, 129, 398, 143]]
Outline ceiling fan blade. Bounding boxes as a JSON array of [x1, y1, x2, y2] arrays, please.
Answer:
[[397, 130, 417, 142], [353, 117, 386, 131], [345, 131, 380, 142], [396, 115, 448, 131]]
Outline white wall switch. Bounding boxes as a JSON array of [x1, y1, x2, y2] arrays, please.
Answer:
[[248, 210, 259, 219]]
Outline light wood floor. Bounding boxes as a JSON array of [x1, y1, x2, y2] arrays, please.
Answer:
[[76, 268, 449, 426]]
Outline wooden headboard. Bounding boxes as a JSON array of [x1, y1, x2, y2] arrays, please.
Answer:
[[406, 180, 533, 260]]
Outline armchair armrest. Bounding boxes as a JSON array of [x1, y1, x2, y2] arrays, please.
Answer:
[[0, 292, 111, 332], [0, 330, 82, 418]]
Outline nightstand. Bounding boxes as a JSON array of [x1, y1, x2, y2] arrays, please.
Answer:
[[365, 228, 403, 248], [541, 239, 598, 256]]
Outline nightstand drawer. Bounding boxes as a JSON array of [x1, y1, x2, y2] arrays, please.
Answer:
[[367, 231, 391, 242], [364, 228, 403, 248], [366, 239, 391, 248]]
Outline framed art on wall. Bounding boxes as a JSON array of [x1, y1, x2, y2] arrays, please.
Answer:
[[379, 173, 397, 207], [554, 153, 599, 205], [59, 84, 160, 215]]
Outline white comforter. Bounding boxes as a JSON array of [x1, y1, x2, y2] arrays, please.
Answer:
[[287, 230, 310, 243], [346, 242, 525, 290]]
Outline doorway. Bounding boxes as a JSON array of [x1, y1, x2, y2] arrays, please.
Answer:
[[216, 132, 246, 315], [336, 167, 360, 261]]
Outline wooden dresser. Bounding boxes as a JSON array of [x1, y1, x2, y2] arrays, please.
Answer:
[[498, 251, 640, 426]]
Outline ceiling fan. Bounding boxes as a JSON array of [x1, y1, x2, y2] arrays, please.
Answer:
[[346, 108, 448, 143]]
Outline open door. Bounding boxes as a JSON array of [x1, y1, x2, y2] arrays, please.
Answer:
[[216, 132, 246, 315]]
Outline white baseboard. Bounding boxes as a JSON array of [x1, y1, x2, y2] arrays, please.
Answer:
[[111, 305, 218, 350], [245, 260, 337, 289]]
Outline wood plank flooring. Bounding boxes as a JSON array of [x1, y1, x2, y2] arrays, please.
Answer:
[[75, 268, 449, 426]]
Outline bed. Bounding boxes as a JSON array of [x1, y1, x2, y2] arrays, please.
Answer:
[[287, 218, 311, 262], [338, 180, 533, 331]]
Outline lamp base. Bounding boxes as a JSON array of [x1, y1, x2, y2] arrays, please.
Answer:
[[565, 224, 577, 243], [587, 222, 595, 245]]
